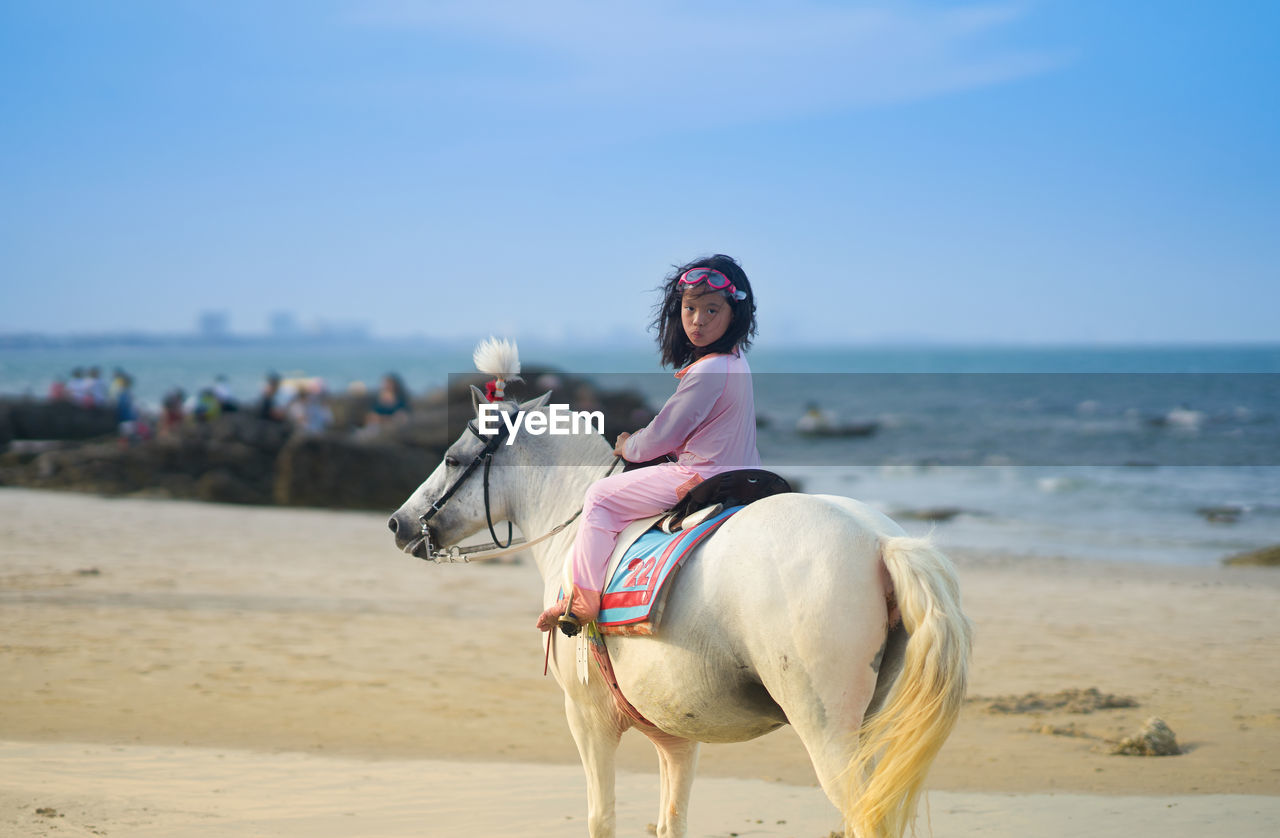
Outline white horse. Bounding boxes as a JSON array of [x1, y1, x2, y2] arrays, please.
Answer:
[[388, 390, 972, 838]]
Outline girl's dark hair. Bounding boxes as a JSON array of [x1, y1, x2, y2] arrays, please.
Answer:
[[651, 254, 758, 369]]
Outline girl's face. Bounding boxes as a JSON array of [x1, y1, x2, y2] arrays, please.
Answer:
[[681, 287, 732, 350]]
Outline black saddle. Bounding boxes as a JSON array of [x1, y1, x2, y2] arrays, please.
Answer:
[[666, 468, 792, 522]]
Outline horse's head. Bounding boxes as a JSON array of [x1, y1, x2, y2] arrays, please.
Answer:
[[388, 386, 553, 559]]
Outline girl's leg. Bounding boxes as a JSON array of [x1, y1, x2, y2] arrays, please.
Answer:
[[536, 466, 695, 630]]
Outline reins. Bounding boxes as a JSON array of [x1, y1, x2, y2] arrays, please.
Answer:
[[481, 442, 514, 550]]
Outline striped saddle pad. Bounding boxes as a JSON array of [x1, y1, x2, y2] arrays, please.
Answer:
[[596, 505, 742, 636]]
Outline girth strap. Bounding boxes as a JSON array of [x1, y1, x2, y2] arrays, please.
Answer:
[[586, 627, 656, 728]]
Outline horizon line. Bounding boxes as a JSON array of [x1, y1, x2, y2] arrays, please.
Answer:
[[2, 330, 1279, 352]]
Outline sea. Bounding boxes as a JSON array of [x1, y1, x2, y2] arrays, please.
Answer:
[[2, 340, 1278, 567]]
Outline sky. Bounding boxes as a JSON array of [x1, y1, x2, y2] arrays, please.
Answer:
[[1, 0, 1277, 345]]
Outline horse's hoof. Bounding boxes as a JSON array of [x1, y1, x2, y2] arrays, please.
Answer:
[[557, 614, 582, 637]]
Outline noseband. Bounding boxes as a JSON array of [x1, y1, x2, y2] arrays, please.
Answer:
[[417, 419, 513, 559]]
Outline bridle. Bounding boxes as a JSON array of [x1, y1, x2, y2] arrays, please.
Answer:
[[414, 418, 511, 561], [410, 412, 622, 563]]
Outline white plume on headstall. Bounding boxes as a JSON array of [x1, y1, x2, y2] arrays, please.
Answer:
[[473, 336, 523, 381]]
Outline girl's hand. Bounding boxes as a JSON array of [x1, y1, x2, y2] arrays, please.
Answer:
[[613, 432, 631, 458]]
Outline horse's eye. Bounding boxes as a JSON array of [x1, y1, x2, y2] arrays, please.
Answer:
[[445, 456, 460, 468]]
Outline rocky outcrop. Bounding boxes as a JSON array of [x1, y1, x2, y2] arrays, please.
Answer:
[[0, 398, 118, 445], [1, 411, 292, 504], [1223, 544, 1280, 567], [273, 435, 439, 509], [0, 368, 656, 513]]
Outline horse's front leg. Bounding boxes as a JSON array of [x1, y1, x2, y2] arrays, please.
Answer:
[[643, 728, 700, 838], [564, 691, 627, 837]]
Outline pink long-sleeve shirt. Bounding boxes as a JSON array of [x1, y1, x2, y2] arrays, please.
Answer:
[[623, 352, 761, 474]]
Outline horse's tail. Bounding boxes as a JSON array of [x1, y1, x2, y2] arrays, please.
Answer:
[[843, 535, 973, 838]]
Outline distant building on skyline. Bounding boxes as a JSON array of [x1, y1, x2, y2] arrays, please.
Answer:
[[197, 310, 230, 340], [269, 311, 300, 339]]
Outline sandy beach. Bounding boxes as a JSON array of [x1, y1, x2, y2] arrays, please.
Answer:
[[3, 487, 1279, 836]]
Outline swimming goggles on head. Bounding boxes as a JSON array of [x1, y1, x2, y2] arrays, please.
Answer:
[[679, 268, 748, 301]]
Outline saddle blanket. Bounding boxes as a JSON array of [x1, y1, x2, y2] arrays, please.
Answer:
[[597, 505, 742, 636]]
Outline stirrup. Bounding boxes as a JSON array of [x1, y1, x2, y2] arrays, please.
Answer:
[[557, 613, 583, 637]]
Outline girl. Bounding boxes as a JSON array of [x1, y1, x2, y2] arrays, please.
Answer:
[[536, 254, 761, 632]]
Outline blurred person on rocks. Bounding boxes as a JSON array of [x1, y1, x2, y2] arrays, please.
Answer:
[[288, 381, 333, 435], [47, 376, 69, 401], [86, 367, 109, 406], [159, 389, 186, 436], [194, 388, 222, 423], [109, 368, 129, 401], [213, 374, 239, 412], [114, 374, 143, 443], [364, 373, 411, 431], [67, 368, 89, 404], [255, 372, 285, 422]]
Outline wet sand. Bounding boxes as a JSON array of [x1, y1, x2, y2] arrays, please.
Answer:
[[5, 741, 1279, 838], [2, 488, 1278, 835]]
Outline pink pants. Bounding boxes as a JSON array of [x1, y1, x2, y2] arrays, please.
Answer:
[[568, 464, 705, 593]]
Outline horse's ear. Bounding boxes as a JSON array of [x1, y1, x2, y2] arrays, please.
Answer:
[[470, 385, 488, 415], [519, 391, 553, 412]]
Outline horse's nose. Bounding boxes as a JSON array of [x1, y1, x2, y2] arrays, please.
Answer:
[[389, 511, 427, 552]]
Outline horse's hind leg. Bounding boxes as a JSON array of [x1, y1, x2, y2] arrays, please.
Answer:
[[754, 618, 886, 829], [785, 665, 879, 823], [642, 728, 699, 838]]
